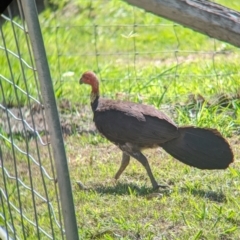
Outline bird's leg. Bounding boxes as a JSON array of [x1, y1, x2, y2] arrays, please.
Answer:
[[129, 151, 168, 190], [129, 151, 160, 189], [114, 152, 130, 180], [119, 143, 168, 189]]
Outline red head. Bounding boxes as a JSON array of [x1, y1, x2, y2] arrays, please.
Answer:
[[79, 71, 99, 101]]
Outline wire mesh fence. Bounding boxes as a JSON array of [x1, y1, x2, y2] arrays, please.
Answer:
[[1, 0, 240, 239], [0, 1, 76, 239], [37, 0, 240, 135]]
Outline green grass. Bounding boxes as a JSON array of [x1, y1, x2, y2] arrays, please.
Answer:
[[2, 136, 239, 239], [69, 136, 240, 239], [1, 0, 240, 239], [1, 0, 240, 107]]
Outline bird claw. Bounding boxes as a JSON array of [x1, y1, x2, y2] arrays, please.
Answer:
[[76, 181, 90, 191], [156, 183, 170, 188], [153, 183, 171, 191]]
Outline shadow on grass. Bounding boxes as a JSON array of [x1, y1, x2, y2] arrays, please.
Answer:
[[77, 181, 227, 202], [86, 182, 171, 196], [180, 187, 227, 203]]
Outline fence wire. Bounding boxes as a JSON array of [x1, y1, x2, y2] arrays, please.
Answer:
[[38, 0, 240, 137], [0, 2, 65, 240], [47, 1, 240, 90]]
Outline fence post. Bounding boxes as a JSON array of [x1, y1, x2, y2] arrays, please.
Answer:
[[123, 0, 240, 48], [20, 1, 79, 239]]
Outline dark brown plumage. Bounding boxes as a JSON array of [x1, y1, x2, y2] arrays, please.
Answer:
[[79, 71, 234, 189]]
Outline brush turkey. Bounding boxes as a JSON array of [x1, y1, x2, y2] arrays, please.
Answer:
[[79, 71, 233, 189]]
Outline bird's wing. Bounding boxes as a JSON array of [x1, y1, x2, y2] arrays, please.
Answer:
[[96, 98, 176, 124], [94, 100, 178, 147]]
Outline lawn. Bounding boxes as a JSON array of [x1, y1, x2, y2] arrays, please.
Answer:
[[0, 0, 240, 239]]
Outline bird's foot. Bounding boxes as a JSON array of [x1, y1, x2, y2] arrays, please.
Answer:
[[153, 182, 170, 189], [155, 183, 170, 189], [152, 182, 172, 193], [145, 183, 172, 199], [76, 180, 91, 191]]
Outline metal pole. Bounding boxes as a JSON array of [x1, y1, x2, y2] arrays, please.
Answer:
[[21, 1, 79, 239]]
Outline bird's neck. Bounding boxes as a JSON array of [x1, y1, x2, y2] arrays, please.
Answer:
[[91, 94, 99, 112], [90, 83, 99, 103], [91, 91, 99, 103]]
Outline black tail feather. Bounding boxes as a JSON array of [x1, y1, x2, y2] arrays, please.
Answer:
[[161, 127, 233, 169]]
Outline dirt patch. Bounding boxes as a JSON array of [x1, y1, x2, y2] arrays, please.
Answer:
[[0, 93, 240, 138], [0, 99, 96, 138]]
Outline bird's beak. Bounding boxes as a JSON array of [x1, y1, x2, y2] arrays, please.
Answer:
[[79, 78, 83, 84]]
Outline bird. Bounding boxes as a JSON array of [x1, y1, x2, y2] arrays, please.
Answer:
[[79, 71, 234, 189]]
